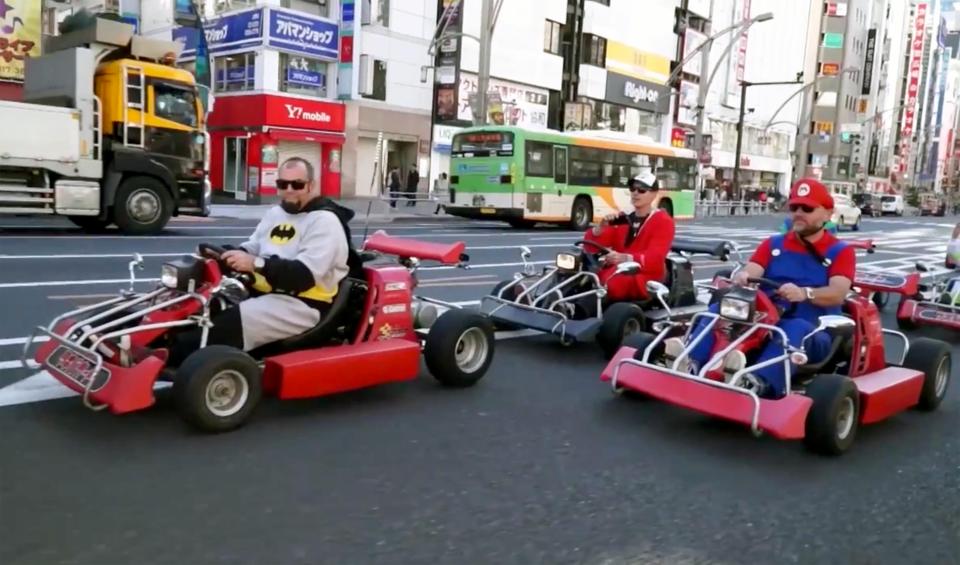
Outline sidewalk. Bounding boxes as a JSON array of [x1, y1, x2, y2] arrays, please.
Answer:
[[210, 197, 456, 223]]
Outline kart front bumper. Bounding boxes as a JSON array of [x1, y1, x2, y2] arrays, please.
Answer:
[[30, 319, 165, 414], [601, 347, 813, 439]]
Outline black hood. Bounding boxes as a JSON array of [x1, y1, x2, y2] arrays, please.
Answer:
[[296, 196, 357, 224]]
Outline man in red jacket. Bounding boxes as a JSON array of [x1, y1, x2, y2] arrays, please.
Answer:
[[584, 173, 676, 302]]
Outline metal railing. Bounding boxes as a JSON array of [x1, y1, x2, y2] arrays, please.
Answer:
[[695, 200, 775, 218]]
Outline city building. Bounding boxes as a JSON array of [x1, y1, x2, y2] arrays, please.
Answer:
[[796, 0, 880, 194], [680, 0, 810, 199]]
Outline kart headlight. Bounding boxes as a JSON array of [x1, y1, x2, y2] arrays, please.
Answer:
[[161, 264, 180, 289], [555, 252, 579, 271], [720, 296, 752, 322], [161, 257, 205, 291]]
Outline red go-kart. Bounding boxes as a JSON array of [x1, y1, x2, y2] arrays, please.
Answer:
[[894, 261, 960, 331], [601, 266, 952, 455], [21, 231, 496, 432]]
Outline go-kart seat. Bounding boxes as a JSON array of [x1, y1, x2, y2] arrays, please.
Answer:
[[250, 277, 368, 357], [795, 322, 856, 376]]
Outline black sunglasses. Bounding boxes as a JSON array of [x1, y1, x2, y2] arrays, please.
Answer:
[[628, 185, 654, 193], [276, 179, 308, 191], [789, 204, 816, 213]]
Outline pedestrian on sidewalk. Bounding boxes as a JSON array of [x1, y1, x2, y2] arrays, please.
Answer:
[[388, 167, 401, 208], [406, 165, 420, 207], [433, 173, 449, 215]]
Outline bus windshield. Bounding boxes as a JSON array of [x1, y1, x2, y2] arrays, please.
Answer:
[[452, 131, 515, 157]]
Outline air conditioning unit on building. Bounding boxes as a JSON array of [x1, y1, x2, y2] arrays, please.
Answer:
[[358, 54, 373, 95]]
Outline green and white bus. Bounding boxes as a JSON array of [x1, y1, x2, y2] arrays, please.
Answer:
[[444, 126, 698, 230]]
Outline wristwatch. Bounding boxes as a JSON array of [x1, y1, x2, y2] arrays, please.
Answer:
[[804, 287, 815, 301], [254, 257, 265, 272]]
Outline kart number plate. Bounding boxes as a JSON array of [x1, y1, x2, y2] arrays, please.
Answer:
[[46, 345, 111, 392], [480, 207, 496, 214]]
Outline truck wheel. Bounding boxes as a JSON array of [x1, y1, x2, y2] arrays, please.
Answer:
[[174, 345, 262, 433], [424, 309, 495, 387], [68, 215, 111, 232], [597, 303, 646, 359], [114, 176, 172, 235], [803, 374, 859, 456], [902, 337, 952, 411], [569, 196, 593, 231]]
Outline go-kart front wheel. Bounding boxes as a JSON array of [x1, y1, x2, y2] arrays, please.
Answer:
[[597, 303, 646, 359], [803, 374, 859, 456], [902, 337, 952, 411], [425, 309, 495, 388], [174, 346, 263, 433]]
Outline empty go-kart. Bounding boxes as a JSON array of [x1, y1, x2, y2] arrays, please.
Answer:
[[480, 238, 736, 357], [601, 272, 951, 456], [22, 231, 496, 432], [889, 257, 960, 331]]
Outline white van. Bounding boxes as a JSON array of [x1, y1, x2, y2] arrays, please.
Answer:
[[881, 194, 904, 216]]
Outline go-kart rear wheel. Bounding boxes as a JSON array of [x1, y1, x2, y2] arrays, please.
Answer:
[[597, 303, 646, 359], [902, 337, 952, 411], [803, 374, 859, 456], [174, 346, 262, 433], [425, 309, 495, 388]]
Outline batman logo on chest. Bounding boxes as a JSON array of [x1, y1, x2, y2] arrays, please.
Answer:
[[269, 223, 297, 244]]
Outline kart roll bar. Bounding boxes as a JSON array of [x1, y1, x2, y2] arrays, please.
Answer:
[[671, 239, 737, 260]]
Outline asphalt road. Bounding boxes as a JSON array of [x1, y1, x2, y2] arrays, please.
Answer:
[[1, 212, 958, 565]]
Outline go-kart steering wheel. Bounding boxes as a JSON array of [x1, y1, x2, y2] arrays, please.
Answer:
[[573, 240, 615, 271], [747, 277, 782, 289], [745, 277, 796, 317], [573, 240, 615, 256], [198, 243, 254, 286]]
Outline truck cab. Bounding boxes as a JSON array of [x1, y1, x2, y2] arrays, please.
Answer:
[[0, 18, 210, 234]]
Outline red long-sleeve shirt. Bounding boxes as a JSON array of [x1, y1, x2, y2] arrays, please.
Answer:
[[583, 209, 676, 284]]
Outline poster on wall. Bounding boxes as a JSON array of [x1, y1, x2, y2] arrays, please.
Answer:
[[0, 0, 41, 82], [457, 73, 549, 129], [677, 81, 699, 126]]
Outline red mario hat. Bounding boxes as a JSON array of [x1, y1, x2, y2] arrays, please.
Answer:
[[789, 178, 834, 210]]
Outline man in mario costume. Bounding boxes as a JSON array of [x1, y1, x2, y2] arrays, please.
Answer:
[[664, 178, 856, 398]]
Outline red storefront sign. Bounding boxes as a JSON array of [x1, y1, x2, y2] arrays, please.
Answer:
[[209, 94, 346, 132], [340, 36, 353, 63], [900, 2, 927, 172]]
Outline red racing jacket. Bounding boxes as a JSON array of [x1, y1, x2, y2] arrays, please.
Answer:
[[583, 209, 676, 285]]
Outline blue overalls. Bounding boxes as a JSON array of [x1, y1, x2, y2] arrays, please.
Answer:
[[688, 234, 846, 397]]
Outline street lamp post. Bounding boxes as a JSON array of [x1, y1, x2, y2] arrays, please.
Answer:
[[733, 77, 803, 200], [668, 10, 773, 200]]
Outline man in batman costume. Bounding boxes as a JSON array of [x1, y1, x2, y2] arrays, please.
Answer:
[[168, 157, 361, 364]]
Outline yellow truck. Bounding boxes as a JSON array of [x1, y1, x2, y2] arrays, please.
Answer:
[[0, 18, 209, 234]]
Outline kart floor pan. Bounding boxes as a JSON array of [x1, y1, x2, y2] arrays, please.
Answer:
[[481, 298, 601, 342]]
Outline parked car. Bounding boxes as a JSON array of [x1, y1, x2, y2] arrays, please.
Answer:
[[881, 194, 905, 216], [831, 193, 863, 230], [853, 192, 882, 217]]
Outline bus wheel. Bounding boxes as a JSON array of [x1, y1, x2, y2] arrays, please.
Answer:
[[658, 198, 674, 217], [570, 196, 593, 231]]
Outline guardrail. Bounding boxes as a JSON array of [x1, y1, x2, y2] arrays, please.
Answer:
[[695, 200, 775, 218]]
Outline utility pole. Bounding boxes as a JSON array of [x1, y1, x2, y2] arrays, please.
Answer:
[[732, 81, 749, 201], [733, 77, 804, 200], [692, 0, 714, 200], [476, 0, 494, 126]]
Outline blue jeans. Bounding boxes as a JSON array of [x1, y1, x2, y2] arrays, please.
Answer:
[[686, 303, 833, 397]]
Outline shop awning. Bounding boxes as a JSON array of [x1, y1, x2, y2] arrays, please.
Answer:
[[265, 127, 346, 145]]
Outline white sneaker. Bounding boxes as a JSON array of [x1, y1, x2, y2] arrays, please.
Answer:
[[663, 337, 691, 373], [723, 350, 747, 380]]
